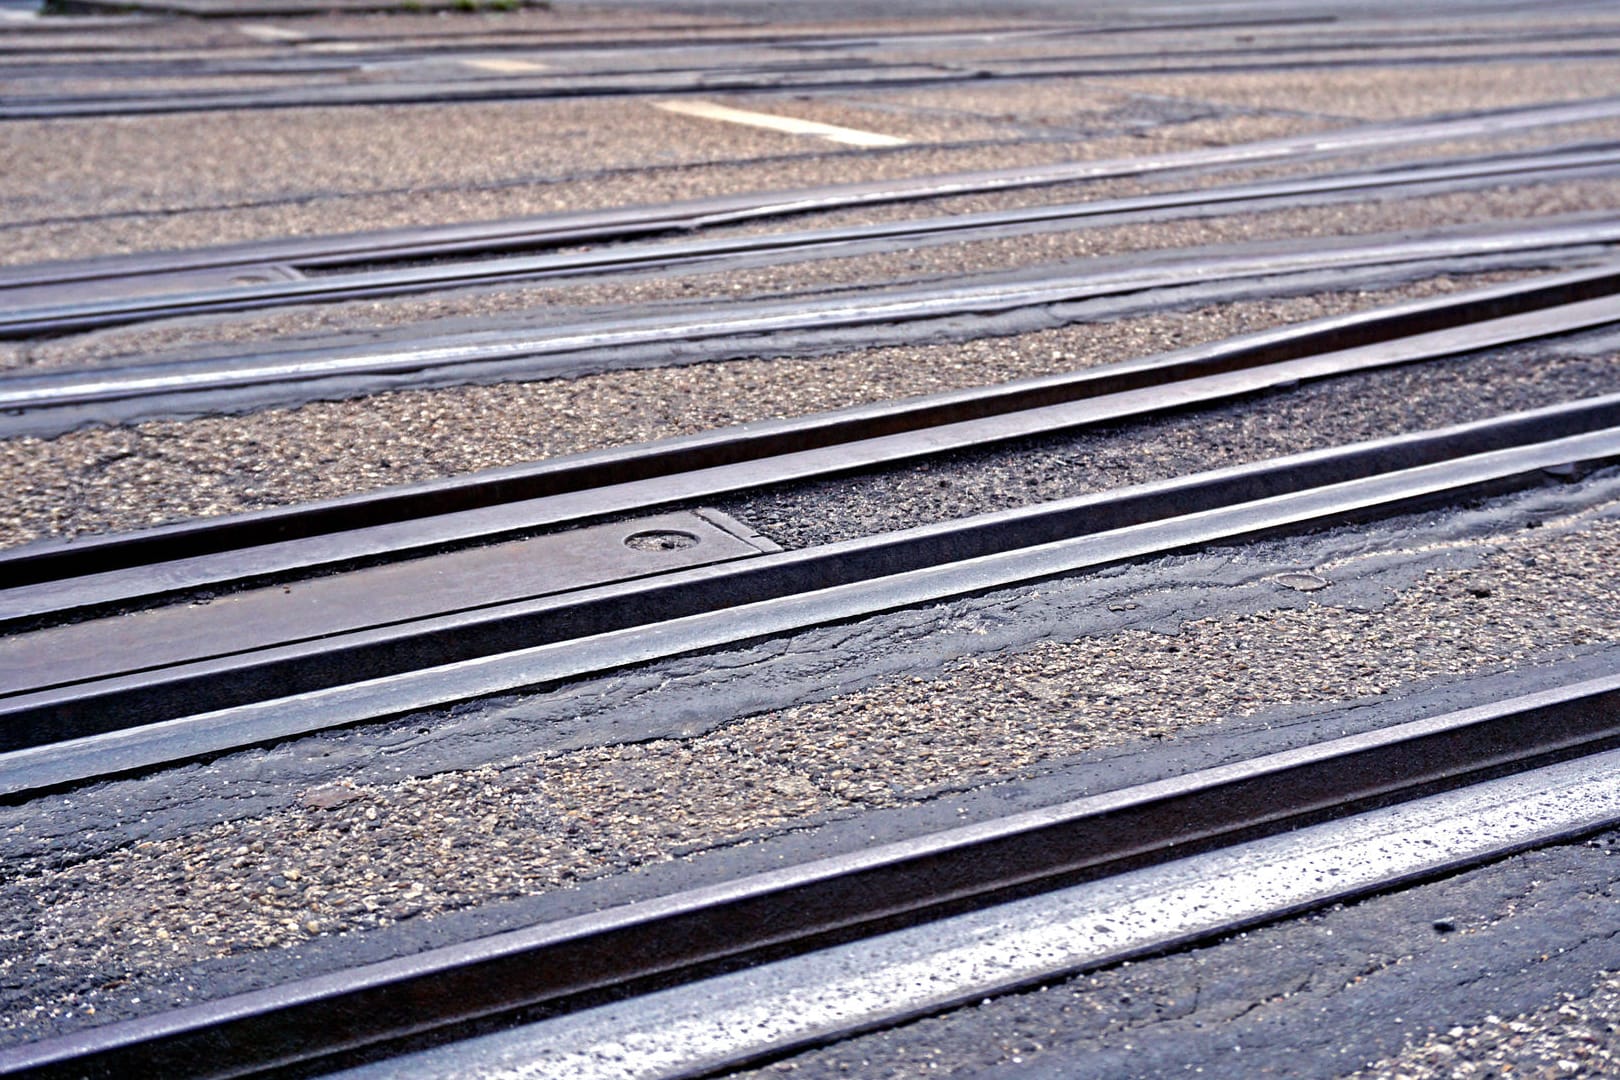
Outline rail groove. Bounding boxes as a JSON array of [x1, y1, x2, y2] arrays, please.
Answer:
[[4, 390, 1619, 797], [3, 673, 1616, 1079], [5, 40, 1618, 119], [6, 143, 1619, 336], [5, 216, 1619, 438], [6, 263, 1618, 620], [4, 95, 1617, 297], [8, 12, 1620, 1080]]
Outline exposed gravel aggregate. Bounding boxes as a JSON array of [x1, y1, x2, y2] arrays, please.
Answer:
[[1352, 976, 1620, 1079], [650, 122, 1620, 244], [1109, 60, 1620, 121], [5, 10, 1620, 1064], [2, 492, 1617, 1039], [630, 177, 1620, 316], [720, 343, 1620, 548], [0, 275, 1528, 548], [11, 172, 1607, 375], [735, 836, 1620, 1079], [0, 109, 1322, 266]]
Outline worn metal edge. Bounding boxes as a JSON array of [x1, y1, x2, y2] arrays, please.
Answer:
[[3, 47, 1618, 120], [347, 746, 1620, 1080], [2, 411, 1617, 798], [8, 144, 1618, 335], [4, 272, 1618, 623], [4, 93, 1615, 291], [6, 214, 1620, 408], [3, 674, 1616, 1080], [6, 372, 1620, 732]]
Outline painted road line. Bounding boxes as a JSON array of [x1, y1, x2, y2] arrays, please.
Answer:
[[655, 99, 908, 147], [461, 57, 551, 75], [237, 24, 307, 43]]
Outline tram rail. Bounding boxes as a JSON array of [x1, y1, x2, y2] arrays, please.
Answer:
[[3, 266, 1619, 793], [4, 9, 1620, 1075], [3, 671, 1616, 1079], [5, 143, 1620, 339]]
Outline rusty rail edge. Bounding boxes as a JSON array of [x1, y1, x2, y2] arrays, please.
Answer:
[[3, 268, 1619, 626], [2, 95, 1617, 291], [2, 673, 1616, 1079], [6, 143, 1618, 337], [2, 400, 1619, 797]]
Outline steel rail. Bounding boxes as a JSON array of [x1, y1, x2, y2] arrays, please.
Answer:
[[7, 94, 1615, 294], [4, 266, 1618, 624], [4, 397, 1620, 798], [10, 394, 1620, 742], [0, 12, 1328, 50], [5, 216, 1619, 440], [9, 30, 1608, 102], [7, 144, 1619, 336], [3, 673, 1616, 1079], [5, 42, 1619, 119], [356, 739, 1620, 1080], [15, 23, 1610, 75]]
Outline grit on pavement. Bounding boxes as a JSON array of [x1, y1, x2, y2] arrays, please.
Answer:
[[2, 1, 1620, 1075]]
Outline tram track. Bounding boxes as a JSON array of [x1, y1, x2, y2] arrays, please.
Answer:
[[6, 217, 1620, 437], [4, 9, 1620, 1076], [7, 141, 1620, 337], [6, 93, 1617, 288], [2, 668, 1616, 1078], [329, 721, 1620, 1080], [3, 266, 1619, 795], [8, 35, 1611, 103], [4, 263, 1618, 608], [6, 31, 1620, 120]]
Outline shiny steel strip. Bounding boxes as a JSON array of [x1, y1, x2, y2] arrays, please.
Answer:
[[4, 279, 1618, 625], [2, 410, 1618, 797], [5, 675, 1617, 1078], [2, 43, 1616, 118], [334, 744, 1620, 1080], [4, 94, 1617, 291], [5, 143, 1617, 331], [4, 217, 1619, 412]]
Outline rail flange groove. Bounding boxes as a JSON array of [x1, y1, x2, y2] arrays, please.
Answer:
[[6, 145, 1619, 336], [3, 262, 1618, 616], [3, 397, 1619, 797], [4, 95, 1617, 295], [3, 675, 1616, 1080]]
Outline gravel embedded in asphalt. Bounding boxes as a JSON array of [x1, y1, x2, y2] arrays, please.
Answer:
[[0, 273, 1530, 548], [15, 170, 1611, 384], [0, 108, 1324, 266], [731, 836, 1620, 1079], [718, 342, 1620, 548], [1351, 977, 1620, 1078], [3, 492, 1617, 1040], [1108, 59, 1620, 121], [3, 11, 1620, 1066]]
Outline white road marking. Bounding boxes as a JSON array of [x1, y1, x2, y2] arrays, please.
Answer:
[[237, 24, 307, 43], [302, 41, 372, 53], [655, 99, 907, 147], [460, 57, 550, 75]]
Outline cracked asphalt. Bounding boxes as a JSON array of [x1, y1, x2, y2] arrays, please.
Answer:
[[2, 1, 1620, 1076], [5, 477, 1620, 1051]]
